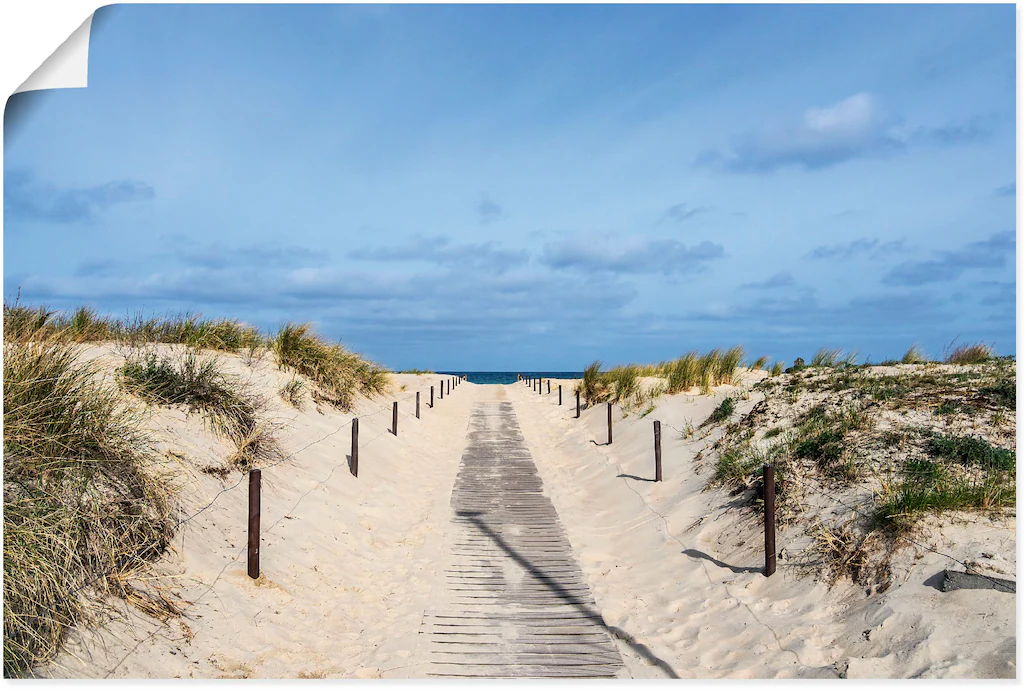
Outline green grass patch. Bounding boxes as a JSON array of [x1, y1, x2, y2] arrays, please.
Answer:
[[706, 397, 735, 425], [928, 433, 1015, 471]]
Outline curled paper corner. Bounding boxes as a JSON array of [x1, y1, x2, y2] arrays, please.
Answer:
[[15, 13, 95, 95]]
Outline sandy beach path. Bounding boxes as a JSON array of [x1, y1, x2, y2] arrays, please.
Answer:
[[419, 398, 625, 678]]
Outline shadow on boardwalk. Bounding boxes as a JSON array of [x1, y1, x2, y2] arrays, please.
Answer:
[[457, 510, 681, 679]]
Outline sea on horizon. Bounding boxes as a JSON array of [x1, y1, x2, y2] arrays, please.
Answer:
[[435, 372, 583, 385]]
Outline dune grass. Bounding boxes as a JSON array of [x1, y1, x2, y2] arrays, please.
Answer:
[[901, 344, 928, 364], [5, 301, 392, 413], [118, 349, 278, 469], [4, 327, 174, 676], [278, 377, 306, 410], [577, 346, 749, 407], [271, 323, 390, 411], [811, 347, 859, 368], [5, 302, 264, 353], [946, 343, 994, 365]]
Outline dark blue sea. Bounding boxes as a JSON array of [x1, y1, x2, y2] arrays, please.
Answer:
[[437, 372, 583, 385]]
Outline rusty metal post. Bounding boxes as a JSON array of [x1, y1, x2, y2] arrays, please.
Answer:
[[392, 401, 398, 436], [607, 402, 613, 444], [654, 421, 663, 482], [576, 389, 581, 418], [416, 391, 421, 419], [351, 418, 359, 477], [764, 464, 777, 577], [247, 469, 261, 579]]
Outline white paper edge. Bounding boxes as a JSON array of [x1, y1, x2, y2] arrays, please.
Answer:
[[14, 12, 94, 94]]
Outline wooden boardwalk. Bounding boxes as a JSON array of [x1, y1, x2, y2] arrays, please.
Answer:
[[423, 401, 624, 678]]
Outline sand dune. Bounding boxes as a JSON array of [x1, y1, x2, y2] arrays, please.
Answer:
[[42, 362, 1014, 679]]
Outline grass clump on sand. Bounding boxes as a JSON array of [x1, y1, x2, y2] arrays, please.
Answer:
[[901, 344, 928, 364], [874, 465, 1014, 532], [705, 397, 735, 426], [946, 343, 994, 365], [118, 349, 277, 469], [4, 328, 174, 677], [811, 347, 859, 368], [278, 377, 306, 410], [576, 345, 748, 409], [271, 323, 390, 411]]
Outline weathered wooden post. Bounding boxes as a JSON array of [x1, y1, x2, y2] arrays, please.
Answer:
[[654, 421, 663, 482], [559, 384, 562, 405], [607, 402, 613, 444], [392, 402, 398, 436], [247, 468, 261, 579], [576, 390, 581, 418], [440, 380, 444, 399], [764, 463, 777, 577], [351, 418, 359, 477], [430, 385, 434, 408], [547, 380, 551, 394], [416, 391, 421, 419]]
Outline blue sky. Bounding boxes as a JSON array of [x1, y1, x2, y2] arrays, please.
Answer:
[[3, 3, 1016, 370]]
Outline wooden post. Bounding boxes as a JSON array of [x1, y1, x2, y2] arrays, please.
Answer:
[[764, 464, 777, 577], [416, 391, 421, 419], [392, 401, 398, 436], [607, 402, 613, 444], [559, 385, 562, 405], [247, 469, 261, 579], [440, 380, 444, 400], [351, 418, 359, 477], [576, 390, 581, 418], [654, 421, 663, 482], [430, 385, 434, 408], [547, 380, 551, 394]]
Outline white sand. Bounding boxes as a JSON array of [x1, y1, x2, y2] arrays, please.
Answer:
[[42, 363, 1014, 678], [507, 377, 1015, 678]]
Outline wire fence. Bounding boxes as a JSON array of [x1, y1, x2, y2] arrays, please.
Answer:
[[522, 377, 1011, 591], [23, 375, 469, 632]]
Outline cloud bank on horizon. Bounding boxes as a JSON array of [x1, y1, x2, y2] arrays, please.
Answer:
[[3, 4, 1015, 370]]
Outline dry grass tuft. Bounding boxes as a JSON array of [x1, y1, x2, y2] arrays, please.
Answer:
[[117, 348, 279, 470], [946, 342, 993, 365], [271, 323, 390, 411], [3, 324, 174, 676]]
